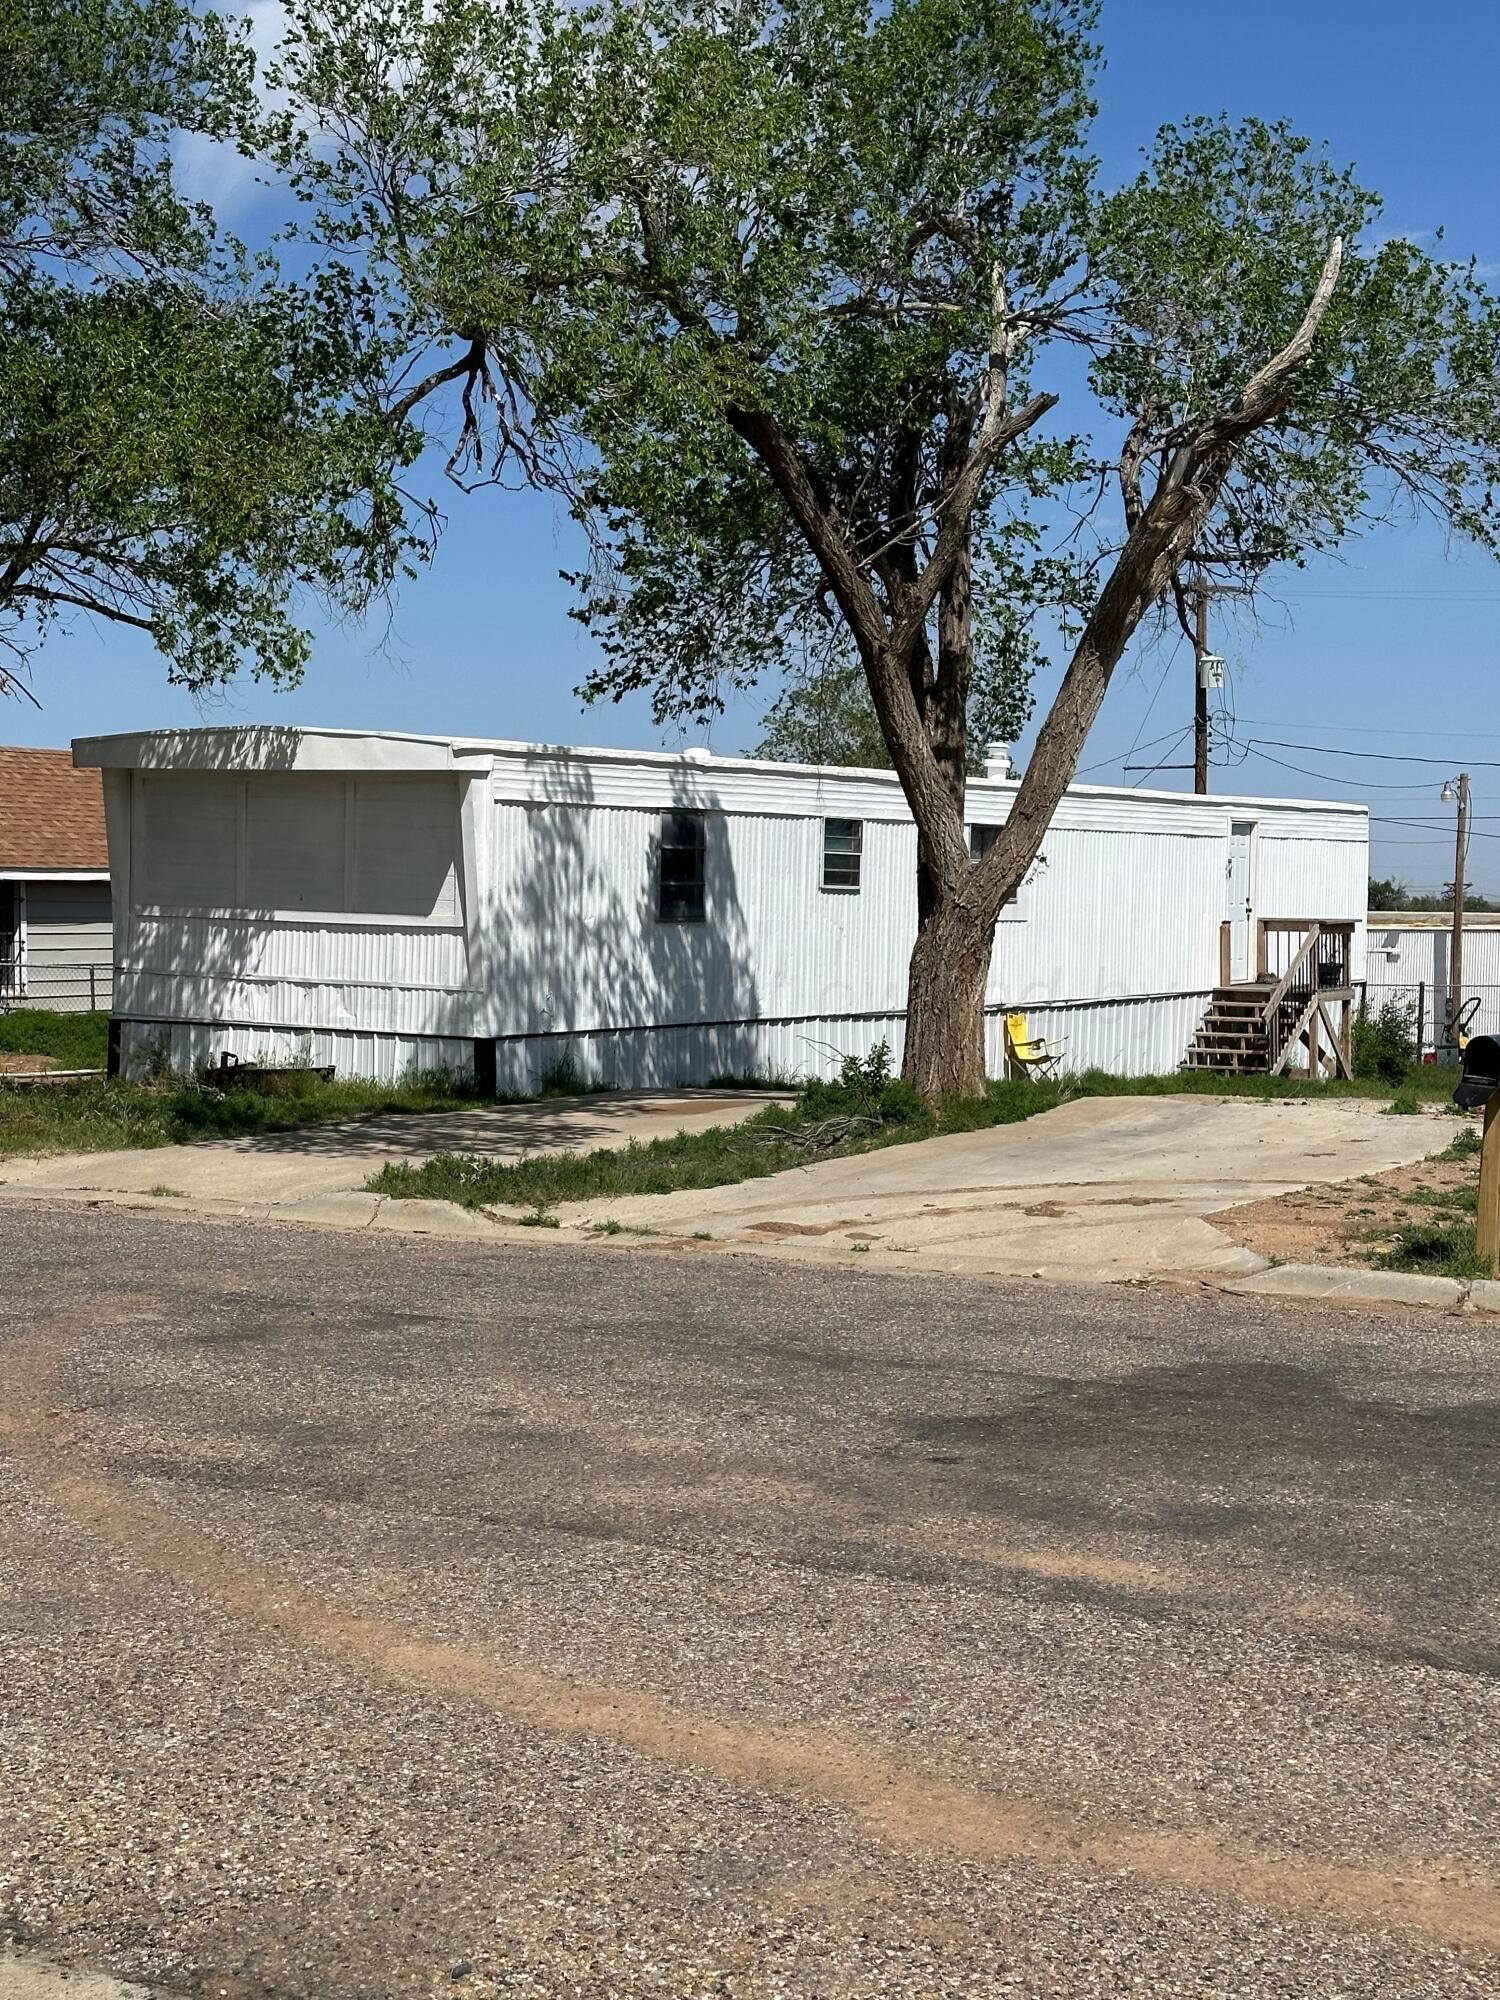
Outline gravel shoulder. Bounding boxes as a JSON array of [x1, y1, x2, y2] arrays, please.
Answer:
[[4, 1203, 1500, 1998]]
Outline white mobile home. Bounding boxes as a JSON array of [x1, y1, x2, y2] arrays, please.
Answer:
[[73, 727, 1369, 1087], [1365, 911, 1500, 1053]]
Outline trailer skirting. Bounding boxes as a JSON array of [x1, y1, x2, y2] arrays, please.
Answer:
[[113, 988, 1216, 1091]]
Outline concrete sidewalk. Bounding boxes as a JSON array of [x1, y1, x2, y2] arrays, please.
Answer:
[[550, 1094, 1454, 1283], [0, 1090, 785, 1235], [0, 1089, 1469, 1304]]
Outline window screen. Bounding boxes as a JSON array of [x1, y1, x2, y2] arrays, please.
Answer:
[[140, 775, 238, 907], [822, 818, 862, 891], [353, 778, 459, 919], [246, 777, 346, 911], [657, 811, 706, 922]]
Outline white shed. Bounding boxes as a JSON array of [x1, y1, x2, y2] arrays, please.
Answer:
[[73, 727, 1369, 1087]]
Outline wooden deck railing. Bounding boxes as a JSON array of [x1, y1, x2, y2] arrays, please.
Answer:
[[1258, 921, 1356, 1076]]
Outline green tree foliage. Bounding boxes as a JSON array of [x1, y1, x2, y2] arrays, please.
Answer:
[[272, 0, 1500, 1094], [1369, 876, 1500, 913], [0, 0, 422, 691], [758, 655, 1030, 769]]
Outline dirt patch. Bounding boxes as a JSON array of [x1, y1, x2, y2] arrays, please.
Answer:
[[746, 1217, 864, 1238], [0, 1051, 56, 1074], [1221, 1127, 1480, 1267]]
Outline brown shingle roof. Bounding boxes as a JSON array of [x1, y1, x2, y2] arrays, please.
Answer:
[[0, 747, 109, 872]]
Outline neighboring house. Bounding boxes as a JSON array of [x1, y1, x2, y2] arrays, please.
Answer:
[[73, 726, 1369, 1086], [1365, 911, 1500, 1053], [0, 747, 113, 1013]]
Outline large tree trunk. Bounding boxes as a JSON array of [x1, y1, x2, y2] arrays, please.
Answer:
[[903, 892, 998, 1101]]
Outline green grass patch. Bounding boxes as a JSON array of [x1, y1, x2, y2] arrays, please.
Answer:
[[1443, 1125, 1484, 1160], [0, 1009, 109, 1069], [1378, 1221, 1493, 1279], [0, 1067, 482, 1159], [372, 1056, 1458, 1215]]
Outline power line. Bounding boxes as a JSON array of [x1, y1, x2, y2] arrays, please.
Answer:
[[1372, 816, 1500, 840], [1277, 589, 1500, 600], [1249, 736, 1500, 768], [1233, 746, 1443, 791], [1077, 725, 1186, 778], [1238, 714, 1500, 744]]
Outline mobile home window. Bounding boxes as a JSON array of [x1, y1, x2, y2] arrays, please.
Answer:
[[970, 824, 1022, 908], [657, 811, 706, 922], [822, 818, 862, 891]]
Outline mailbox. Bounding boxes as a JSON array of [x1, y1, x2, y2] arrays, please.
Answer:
[[1454, 1034, 1500, 1110]]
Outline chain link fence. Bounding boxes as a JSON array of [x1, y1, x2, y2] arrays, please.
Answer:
[[0, 956, 113, 1013], [1361, 979, 1500, 1060]]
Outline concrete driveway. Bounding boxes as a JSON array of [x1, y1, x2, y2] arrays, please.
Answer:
[[558, 1094, 1453, 1280], [0, 1090, 784, 1233], [4, 1205, 1500, 1998]]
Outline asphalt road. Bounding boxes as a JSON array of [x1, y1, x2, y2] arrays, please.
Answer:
[[2, 1202, 1499, 1999]]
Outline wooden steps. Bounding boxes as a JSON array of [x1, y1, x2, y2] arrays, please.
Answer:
[[1183, 984, 1273, 1074]]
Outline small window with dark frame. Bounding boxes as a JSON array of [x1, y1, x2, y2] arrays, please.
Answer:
[[657, 810, 706, 922], [822, 817, 863, 891], [970, 824, 1021, 907]]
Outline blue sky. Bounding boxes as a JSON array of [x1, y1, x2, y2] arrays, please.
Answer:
[[18, 0, 1500, 890]]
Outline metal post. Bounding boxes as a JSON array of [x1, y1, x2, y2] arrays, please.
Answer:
[[1194, 588, 1210, 796], [1452, 773, 1470, 1045]]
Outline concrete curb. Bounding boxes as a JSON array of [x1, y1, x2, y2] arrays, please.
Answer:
[[1222, 1262, 1500, 1314]]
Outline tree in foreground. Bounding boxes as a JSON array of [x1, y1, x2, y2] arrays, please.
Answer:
[[276, 0, 1500, 1099], [0, 0, 419, 694]]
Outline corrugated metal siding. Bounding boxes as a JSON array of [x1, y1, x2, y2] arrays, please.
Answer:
[[108, 746, 1363, 1085], [984, 992, 1214, 1079], [988, 830, 1222, 1004], [1256, 835, 1368, 978], [128, 915, 469, 990], [119, 1018, 473, 1084], [1364, 921, 1500, 1051]]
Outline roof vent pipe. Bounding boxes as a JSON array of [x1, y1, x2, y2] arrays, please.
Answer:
[[984, 741, 1014, 781]]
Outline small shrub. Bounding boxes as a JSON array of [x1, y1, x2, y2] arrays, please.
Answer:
[[1444, 1126, 1483, 1159], [1352, 997, 1418, 1085], [1382, 1087, 1421, 1117], [799, 1040, 915, 1120], [537, 1053, 598, 1097]]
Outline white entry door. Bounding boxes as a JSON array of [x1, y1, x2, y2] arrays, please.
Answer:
[[1227, 822, 1255, 981]]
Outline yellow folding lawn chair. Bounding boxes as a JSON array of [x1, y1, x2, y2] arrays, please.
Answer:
[[1004, 1010, 1064, 1082]]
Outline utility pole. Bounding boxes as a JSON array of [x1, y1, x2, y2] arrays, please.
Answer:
[[1452, 770, 1471, 1040], [1193, 587, 1210, 796]]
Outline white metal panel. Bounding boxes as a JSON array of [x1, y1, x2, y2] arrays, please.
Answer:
[[127, 914, 468, 989], [246, 775, 345, 911], [353, 777, 460, 920], [139, 774, 238, 907]]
